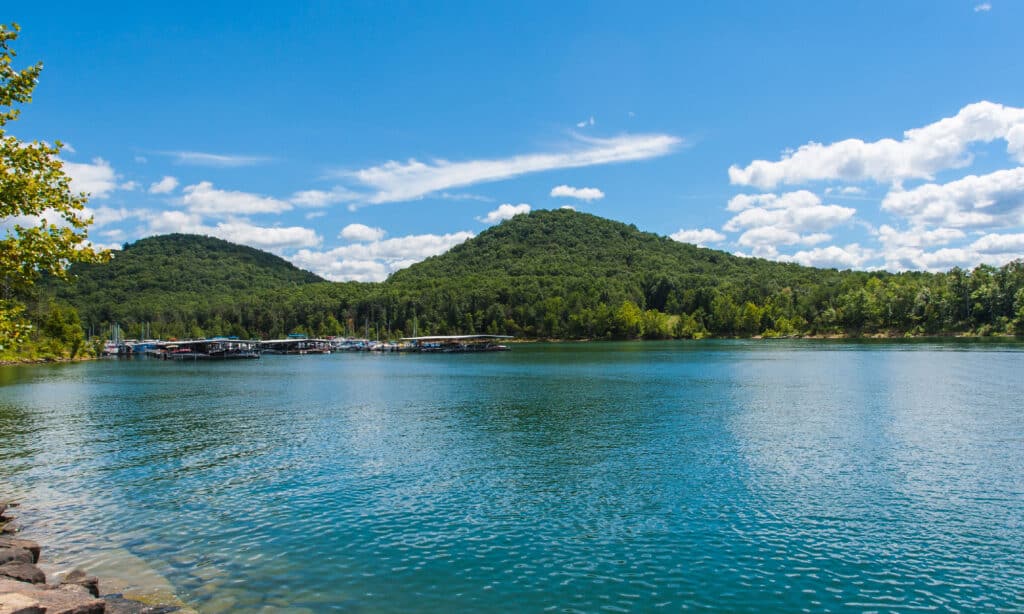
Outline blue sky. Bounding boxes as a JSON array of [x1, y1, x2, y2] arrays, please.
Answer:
[[7, 1, 1024, 280]]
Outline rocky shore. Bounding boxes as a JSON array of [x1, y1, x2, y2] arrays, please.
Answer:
[[0, 501, 180, 614]]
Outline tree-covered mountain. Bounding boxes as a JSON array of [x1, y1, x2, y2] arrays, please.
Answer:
[[50, 210, 1024, 340], [51, 234, 343, 338]]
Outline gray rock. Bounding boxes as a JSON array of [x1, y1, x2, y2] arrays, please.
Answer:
[[61, 570, 99, 598], [0, 551, 31, 567], [0, 579, 37, 593], [0, 562, 45, 585], [0, 585, 104, 614], [0, 579, 105, 613], [0, 592, 44, 614], [0, 522, 18, 536], [0, 541, 38, 565]]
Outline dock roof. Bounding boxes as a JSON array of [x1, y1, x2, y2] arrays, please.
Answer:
[[400, 335, 514, 341]]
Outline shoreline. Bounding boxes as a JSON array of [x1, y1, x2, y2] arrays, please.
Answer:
[[0, 333, 1021, 368], [0, 500, 191, 613]]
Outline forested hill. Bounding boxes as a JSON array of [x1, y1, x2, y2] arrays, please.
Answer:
[[52, 234, 334, 336], [390, 208, 851, 300], [50, 211, 1024, 340], [383, 209, 874, 337]]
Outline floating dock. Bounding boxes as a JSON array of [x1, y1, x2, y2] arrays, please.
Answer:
[[400, 335, 512, 352], [154, 339, 260, 360], [260, 338, 332, 354]]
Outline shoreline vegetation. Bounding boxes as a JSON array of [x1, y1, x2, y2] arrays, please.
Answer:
[[0, 501, 189, 613], [1, 333, 1020, 368]]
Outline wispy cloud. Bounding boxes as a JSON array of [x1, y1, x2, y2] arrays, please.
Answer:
[[289, 186, 361, 208], [340, 133, 681, 204], [974, 3, 992, 12], [162, 151, 271, 167], [438, 192, 494, 202], [576, 116, 596, 128]]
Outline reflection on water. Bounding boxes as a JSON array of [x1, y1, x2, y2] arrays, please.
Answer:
[[0, 341, 1022, 612]]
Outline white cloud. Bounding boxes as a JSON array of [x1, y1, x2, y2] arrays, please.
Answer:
[[149, 176, 179, 194], [181, 181, 292, 217], [780, 244, 876, 269], [824, 186, 866, 196], [875, 229, 1024, 271], [876, 224, 966, 249], [550, 185, 605, 201], [213, 222, 322, 250], [724, 190, 855, 247], [670, 228, 726, 246], [290, 186, 361, 208], [974, 3, 991, 11], [970, 232, 1024, 254], [63, 157, 120, 198], [576, 116, 595, 128], [164, 151, 270, 167], [880, 166, 1024, 229], [143, 210, 321, 250], [120, 181, 139, 191], [143, 210, 208, 235], [729, 101, 1024, 189], [343, 133, 681, 203], [340, 223, 386, 242], [290, 231, 475, 281], [560, 205, 576, 211], [477, 203, 531, 224], [87, 206, 144, 228], [438, 192, 494, 202]]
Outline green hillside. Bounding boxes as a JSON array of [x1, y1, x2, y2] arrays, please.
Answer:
[[49, 210, 1024, 340], [52, 234, 339, 337]]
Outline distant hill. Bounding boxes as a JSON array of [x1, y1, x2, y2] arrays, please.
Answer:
[[49, 211, 1024, 339], [388, 208, 850, 301], [53, 234, 328, 334], [383, 209, 865, 334]]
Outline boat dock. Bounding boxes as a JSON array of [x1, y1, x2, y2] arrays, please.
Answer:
[[154, 339, 261, 360], [400, 335, 512, 352], [260, 337, 333, 354]]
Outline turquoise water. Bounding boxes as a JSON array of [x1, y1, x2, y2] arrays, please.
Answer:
[[1, 341, 1022, 612]]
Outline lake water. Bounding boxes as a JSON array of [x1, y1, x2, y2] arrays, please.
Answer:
[[1, 341, 1022, 612]]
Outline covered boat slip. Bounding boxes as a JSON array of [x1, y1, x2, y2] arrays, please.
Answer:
[[260, 338, 333, 354], [400, 335, 513, 352], [154, 339, 260, 360]]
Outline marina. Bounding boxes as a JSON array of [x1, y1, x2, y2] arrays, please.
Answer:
[[101, 334, 515, 360]]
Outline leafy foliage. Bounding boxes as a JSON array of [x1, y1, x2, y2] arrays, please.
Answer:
[[0, 23, 106, 355]]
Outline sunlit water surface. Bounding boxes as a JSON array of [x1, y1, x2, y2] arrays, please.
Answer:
[[1, 341, 1022, 612]]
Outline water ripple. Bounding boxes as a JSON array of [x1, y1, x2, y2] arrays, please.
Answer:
[[0, 342, 1022, 612]]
